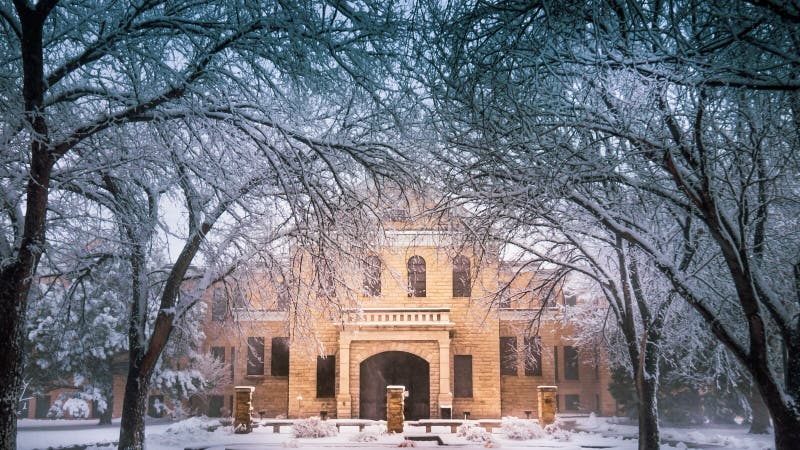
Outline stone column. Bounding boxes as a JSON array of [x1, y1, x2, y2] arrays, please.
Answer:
[[336, 336, 352, 418], [234, 386, 255, 433], [437, 336, 453, 418], [537, 385, 558, 426], [386, 385, 405, 433]]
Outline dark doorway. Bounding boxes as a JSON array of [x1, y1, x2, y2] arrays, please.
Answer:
[[359, 351, 430, 420]]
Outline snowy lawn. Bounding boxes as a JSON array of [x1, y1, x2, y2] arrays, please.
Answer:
[[17, 415, 775, 450]]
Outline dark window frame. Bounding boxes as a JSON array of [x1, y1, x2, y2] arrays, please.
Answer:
[[210, 346, 225, 363], [454, 355, 473, 398], [564, 345, 579, 380], [316, 355, 336, 398], [524, 336, 542, 376], [407, 255, 427, 297], [211, 290, 227, 322], [565, 394, 581, 411], [500, 337, 518, 376], [246, 337, 265, 376], [271, 337, 290, 377], [452, 255, 471, 297]]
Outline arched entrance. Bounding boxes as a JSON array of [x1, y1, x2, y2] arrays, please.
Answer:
[[359, 351, 430, 420]]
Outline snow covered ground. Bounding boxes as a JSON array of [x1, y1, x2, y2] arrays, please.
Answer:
[[17, 415, 776, 450]]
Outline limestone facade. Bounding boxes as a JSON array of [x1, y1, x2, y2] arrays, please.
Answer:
[[197, 223, 614, 420]]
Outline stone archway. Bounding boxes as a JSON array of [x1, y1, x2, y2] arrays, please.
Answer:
[[359, 351, 430, 420]]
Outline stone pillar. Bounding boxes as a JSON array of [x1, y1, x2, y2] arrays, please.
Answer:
[[337, 337, 352, 418], [437, 336, 452, 418], [537, 385, 558, 426], [234, 386, 255, 433], [386, 385, 405, 433]]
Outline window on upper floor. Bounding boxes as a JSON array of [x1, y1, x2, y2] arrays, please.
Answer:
[[363, 255, 382, 297], [452, 255, 471, 297], [210, 346, 225, 363], [211, 288, 227, 322], [407, 255, 426, 297]]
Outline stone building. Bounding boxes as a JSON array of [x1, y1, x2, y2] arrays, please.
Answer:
[[199, 213, 616, 421]]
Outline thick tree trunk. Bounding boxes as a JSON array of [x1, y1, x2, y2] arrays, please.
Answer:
[[0, 5, 55, 449], [746, 381, 770, 434], [637, 375, 660, 450], [99, 360, 115, 425], [118, 365, 149, 450], [772, 410, 800, 450], [0, 280, 29, 450]]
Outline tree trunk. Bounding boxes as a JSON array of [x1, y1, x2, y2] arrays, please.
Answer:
[[0, 281, 28, 450], [637, 374, 660, 450], [746, 381, 770, 434], [99, 360, 115, 425], [772, 409, 800, 450], [118, 246, 151, 450], [0, 5, 55, 449], [118, 365, 149, 450]]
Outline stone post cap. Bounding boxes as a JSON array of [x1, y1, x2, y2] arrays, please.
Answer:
[[234, 386, 256, 392], [386, 385, 406, 390]]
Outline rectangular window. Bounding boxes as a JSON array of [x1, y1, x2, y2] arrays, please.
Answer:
[[524, 337, 542, 376], [454, 355, 473, 398], [211, 346, 225, 363], [211, 297, 227, 322], [316, 356, 336, 398], [564, 294, 577, 306], [271, 337, 289, 376], [564, 345, 579, 380], [565, 394, 581, 411], [554, 346, 559, 381], [500, 337, 518, 376], [246, 337, 265, 376]]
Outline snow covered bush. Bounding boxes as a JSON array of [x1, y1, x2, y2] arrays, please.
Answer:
[[501, 417, 545, 440], [292, 417, 338, 438], [464, 426, 493, 443], [543, 421, 572, 441], [351, 430, 381, 442], [456, 421, 494, 444], [456, 421, 477, 437], [397, 440, 417, 447], [47, 395, 91, 419]]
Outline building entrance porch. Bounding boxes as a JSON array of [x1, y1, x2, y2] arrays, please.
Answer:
[[359, 351, 430, 420]]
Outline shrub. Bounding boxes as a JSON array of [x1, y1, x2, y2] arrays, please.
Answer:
[[292, 417, 338, 438], [543, 421, 572, 441], [397, 440, 417, 447], [501, 417, 545, 440], [351, 430, 381, 442]]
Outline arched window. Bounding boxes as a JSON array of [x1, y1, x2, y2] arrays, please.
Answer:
[[407, 255, 426, 297], [363, 255, 382, 296], [452, 255, 471, 297]]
